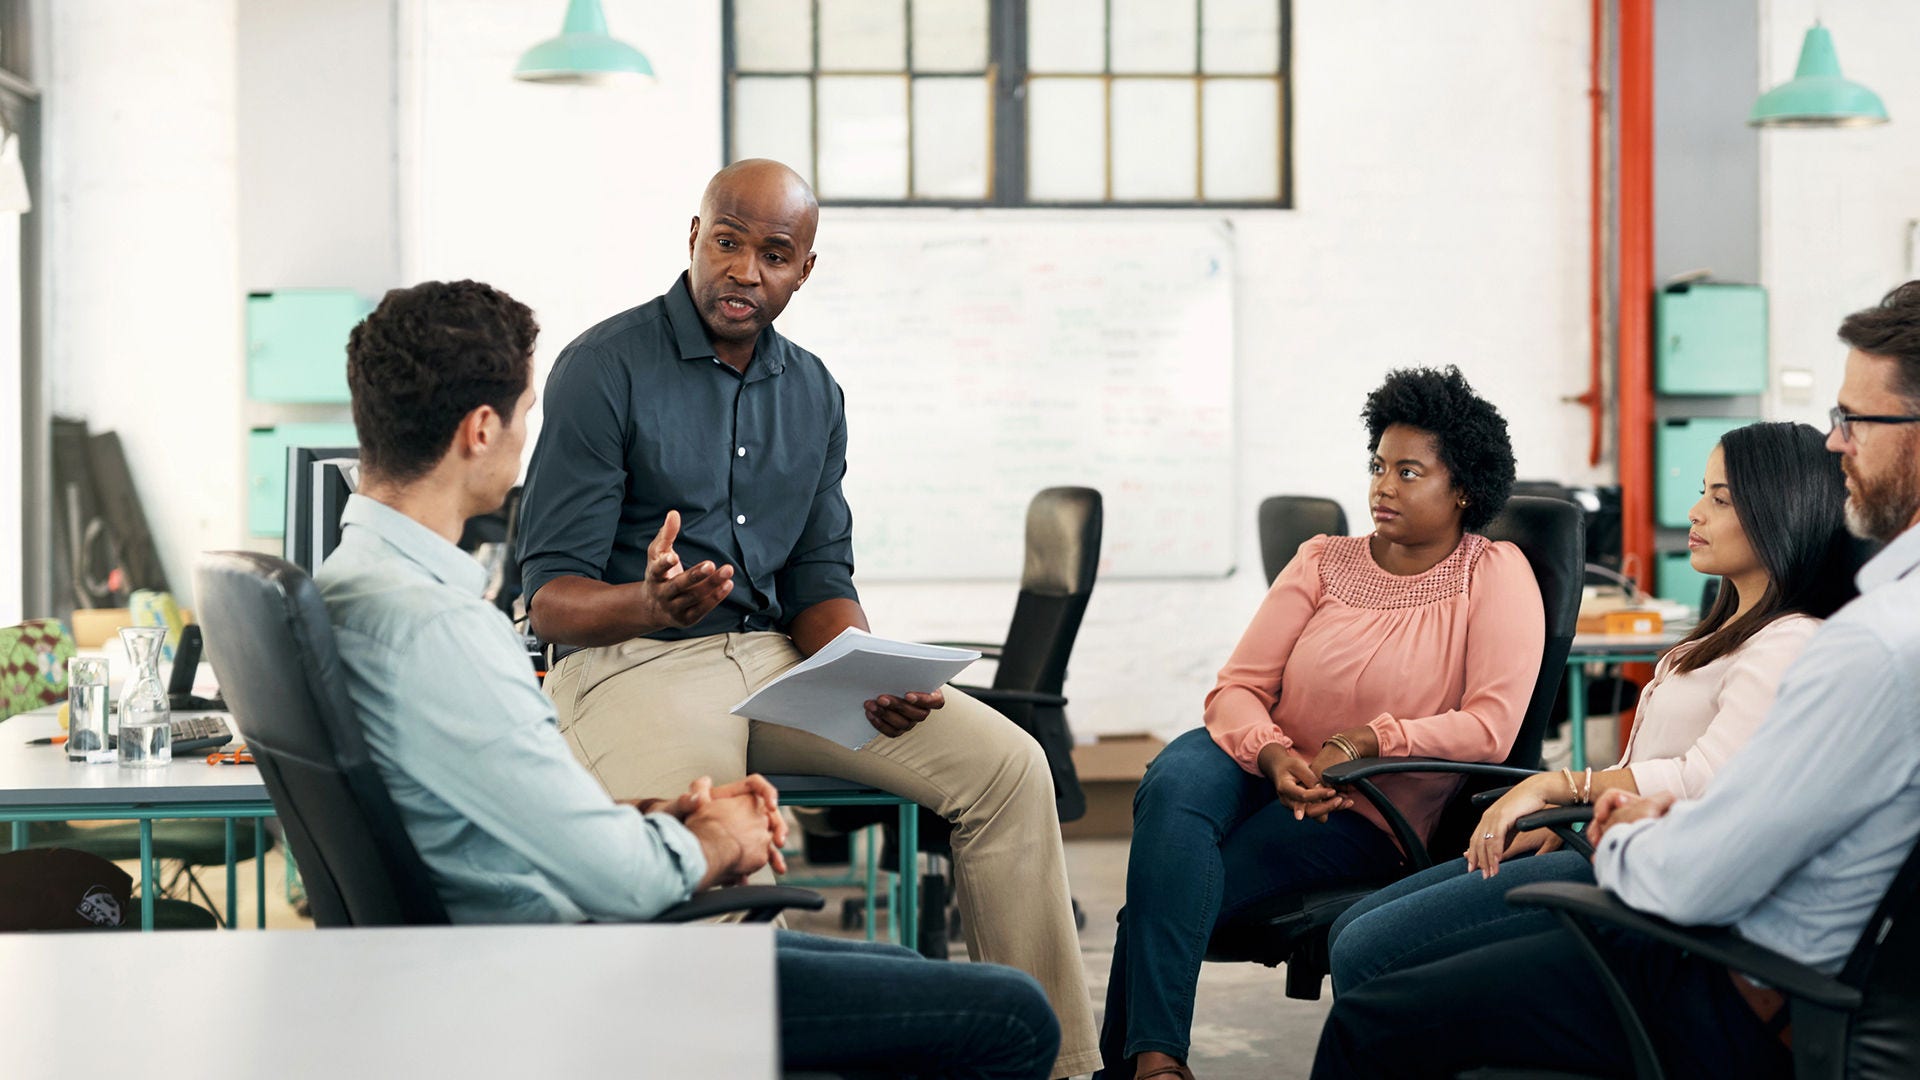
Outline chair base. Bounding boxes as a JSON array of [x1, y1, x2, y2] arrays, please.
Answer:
[[1203, 882, 1389, 1000]]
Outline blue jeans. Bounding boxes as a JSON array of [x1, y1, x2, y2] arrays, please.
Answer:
[[1326, 849, 1595, 994], [778, 930, 1060, 1079], [1095, 728, 1403, 1075]]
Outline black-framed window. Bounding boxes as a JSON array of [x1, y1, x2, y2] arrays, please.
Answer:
[[723, 0, 1292, 208]]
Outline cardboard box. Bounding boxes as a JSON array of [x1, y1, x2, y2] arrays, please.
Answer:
[[1062, 734, 1166, 840]]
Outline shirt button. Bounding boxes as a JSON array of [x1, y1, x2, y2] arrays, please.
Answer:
[[736, 514, 747, 525], [737, 446, 747, 457]]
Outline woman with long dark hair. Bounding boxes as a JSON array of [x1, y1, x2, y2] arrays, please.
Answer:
[[1326, 420, 1857, 992]]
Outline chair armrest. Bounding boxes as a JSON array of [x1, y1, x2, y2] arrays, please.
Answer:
[[1470, 784, 1518, 809], [1322, 758, 1543, 786], [929, 641, 1003, 661], [652, 885, 826, 925], [1319, 760, 1543, 869], [1505, 882, 1861, 1011], [1513, 805, 1596, 858], [1515, 805, 1594, 831], [952, 685, 1068, 709]]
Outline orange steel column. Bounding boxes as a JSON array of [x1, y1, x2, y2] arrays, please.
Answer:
[[1618, 0, 1655, 585]]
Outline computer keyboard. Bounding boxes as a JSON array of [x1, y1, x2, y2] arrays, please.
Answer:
[[107, 714, 235, 755]]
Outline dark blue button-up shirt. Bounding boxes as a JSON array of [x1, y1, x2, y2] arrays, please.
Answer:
[[517, 274, 858, 640]]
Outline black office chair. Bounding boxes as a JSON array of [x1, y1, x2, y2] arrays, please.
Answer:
[[192, 551, 821, 928], [1202, 496, 1585, 998], [1492, 831, 1920, 1080], [813, 486, 1104, 953], [1257, 495, 1348, 585]]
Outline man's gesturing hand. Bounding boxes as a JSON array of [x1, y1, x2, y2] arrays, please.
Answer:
[[642, 510, 735, 629]]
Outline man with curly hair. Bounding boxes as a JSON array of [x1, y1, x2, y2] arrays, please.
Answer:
[[317, 279, 1060, 1078], [1096, 366, 1544, 1080], [514, 159, 1098, 1076]]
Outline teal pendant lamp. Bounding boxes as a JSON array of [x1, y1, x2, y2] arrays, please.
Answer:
[[514, 0, 654, 85], [1750, 22, 1887, 128]]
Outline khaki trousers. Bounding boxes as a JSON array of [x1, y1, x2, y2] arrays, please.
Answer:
[[546, 631, 1099, 1077]]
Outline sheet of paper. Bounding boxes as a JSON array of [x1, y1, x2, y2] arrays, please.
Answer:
[[730, 628, 980, 749]]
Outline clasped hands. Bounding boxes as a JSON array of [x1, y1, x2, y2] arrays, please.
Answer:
[[1258, 736, 1374, 823], [627, 774, 789, 886]]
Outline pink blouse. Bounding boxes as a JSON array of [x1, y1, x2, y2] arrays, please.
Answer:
[[1205, 533, 1546, 845]]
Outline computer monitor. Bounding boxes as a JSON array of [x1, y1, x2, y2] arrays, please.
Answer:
[[284, 446, 359, 575]]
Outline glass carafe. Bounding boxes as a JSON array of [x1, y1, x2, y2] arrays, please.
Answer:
[[117, 627, 172, 767]]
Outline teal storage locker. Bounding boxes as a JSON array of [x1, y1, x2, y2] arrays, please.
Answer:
[[1656, 282, 1769, 395], [1656, 417, 1757, 528], [1658, 550, 1716, 612], [247, 422, 358, 536], [246, 290, 373, 403]]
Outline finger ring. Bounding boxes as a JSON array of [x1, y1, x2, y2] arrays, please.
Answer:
[[1482, 833, 1495, 839]]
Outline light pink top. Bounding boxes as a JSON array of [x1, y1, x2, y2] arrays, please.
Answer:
[[1611, 614, 1820, 799], [1205, 533, 1546, 845]]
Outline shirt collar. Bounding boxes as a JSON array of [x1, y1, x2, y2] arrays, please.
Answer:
[[339, 494, 489, 597], [1856, 520, 1920, 593], [662, 272, 788, 381]]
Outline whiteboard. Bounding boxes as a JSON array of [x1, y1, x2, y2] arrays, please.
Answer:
[[775, 213, 1235, 580]]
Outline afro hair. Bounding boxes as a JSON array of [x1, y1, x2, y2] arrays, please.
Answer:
[[1361, 365, 1516, 533]]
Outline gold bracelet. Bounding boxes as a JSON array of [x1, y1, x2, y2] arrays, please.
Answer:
[[1582, 766, 1595, 804], [1560, 766, 1577, 803], [1324, 734, 1361, 762]]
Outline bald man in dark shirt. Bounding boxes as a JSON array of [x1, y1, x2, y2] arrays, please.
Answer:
[[517, 160, 1098, 1077]]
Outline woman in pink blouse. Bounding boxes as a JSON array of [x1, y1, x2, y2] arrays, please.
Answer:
[[1097, 368, 1545, 1080], [1324, 421, 1856, 993]]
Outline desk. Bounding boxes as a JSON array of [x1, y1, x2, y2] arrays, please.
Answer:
[[1, 922, 777, 1079], [0, 708, 274, 930], [1564, 632, 1687, 770]]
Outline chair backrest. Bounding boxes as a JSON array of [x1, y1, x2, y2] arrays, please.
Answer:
[[1480, 496, 1586, 772], [1257, 496, 1348, 586], [993, 487, 1102, 697], [1840, 827, 1920, 1077], [192, 551, 449, 928]]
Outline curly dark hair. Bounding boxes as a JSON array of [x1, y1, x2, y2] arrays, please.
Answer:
[[1838, 279, 1920, 402], [346, 280, 538, 482], [1361, 365, 1516, 532]]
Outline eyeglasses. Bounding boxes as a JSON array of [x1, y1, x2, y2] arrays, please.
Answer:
[[1828, 406, 1920, 443]]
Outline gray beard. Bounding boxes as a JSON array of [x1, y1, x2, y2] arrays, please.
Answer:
[[1845, 482, 1920, 543]]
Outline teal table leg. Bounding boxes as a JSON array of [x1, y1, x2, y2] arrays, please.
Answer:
[[1567, 664, 1588, 772], [255, 820, 266, 929], [10, 821, 23, 851], [139, 819, 155, 931], [898, 802, 918, 955], [863, 824, 878, 943], [225, 819, 237, 929]]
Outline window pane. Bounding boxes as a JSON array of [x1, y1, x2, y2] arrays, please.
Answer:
[[1027, 0, 1106, 74], [1202, 0, 1281, 74], [817, 76, 909, 198], [1111, 79, 1197, 200], [733, 0, 813, 73], [912, 77, 990, 198], [1026, 78, 1106, 200], [912, 0, 989, 73], [1111, 0, 1196, 74], [731, 77, 815, 185], [819, 0, 907, 71], [1202, 78, 1279, 200]]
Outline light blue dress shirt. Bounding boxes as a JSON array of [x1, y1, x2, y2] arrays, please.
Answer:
[[1595, 520, 1920, 973], [316, 495, 708, 923]]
